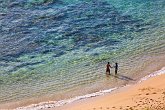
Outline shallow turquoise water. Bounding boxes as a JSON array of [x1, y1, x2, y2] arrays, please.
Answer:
[[0, 0, 165, 103]]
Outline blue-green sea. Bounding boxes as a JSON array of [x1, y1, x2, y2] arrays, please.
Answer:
[[0, 0, 165, 108]]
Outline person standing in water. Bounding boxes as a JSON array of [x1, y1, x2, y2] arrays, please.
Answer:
[[106, 62, 112, 75], [115, 62, 118, 75]]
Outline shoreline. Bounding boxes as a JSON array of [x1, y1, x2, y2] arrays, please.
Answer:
[[0, 54, 165, 110], [15, 66, 165, 110], [47, 67, 165, 110]]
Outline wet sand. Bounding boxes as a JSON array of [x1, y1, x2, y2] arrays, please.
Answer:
[[0, 54, 165, 110], [48, 70, 165, 110]]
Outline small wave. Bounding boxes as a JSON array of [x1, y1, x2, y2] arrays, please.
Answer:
[[16, 87, 118, 110], [16, 66, 165, 110], [139, 67, 165, 83]]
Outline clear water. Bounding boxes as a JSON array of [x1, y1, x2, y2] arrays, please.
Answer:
[[15, 67, 165, 110], [0, 0, 165, 104]]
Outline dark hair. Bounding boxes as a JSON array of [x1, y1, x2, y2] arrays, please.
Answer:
[[108, 62, 110, 64]]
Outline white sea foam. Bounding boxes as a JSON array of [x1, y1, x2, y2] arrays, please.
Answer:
[[139, 67, 165, 83], [16, 87, 118, 110], [16, 66, 165, 110]]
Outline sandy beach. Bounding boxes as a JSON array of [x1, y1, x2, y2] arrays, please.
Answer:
[[47, 69, 165, 110], [0, 55, 165, 110], [1, 0, 165, 110]]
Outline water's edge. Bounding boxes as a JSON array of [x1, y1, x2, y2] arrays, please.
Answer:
[[16, 66, 165, 110]]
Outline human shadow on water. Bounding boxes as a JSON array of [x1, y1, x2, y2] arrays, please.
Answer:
[[107, 74, 135, 81]]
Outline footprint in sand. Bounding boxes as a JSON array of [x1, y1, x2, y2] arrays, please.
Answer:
[[112, 106, 116, 108], [106, 107, 110, 109], [158, 97, 161, 99], [133, 105, 137, 108], [99, 107, 102, 109], [152, 92, 157, 94], [146, 93, 150, 95], [136, 104, 141, 106], [150, 99, 154, 101], [162, 92, 165, 95], [129, 107, 134, 110]]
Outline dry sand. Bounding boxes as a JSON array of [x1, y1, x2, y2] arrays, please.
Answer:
[[0, 55, 165, 110], [48, 73, 165, 110]]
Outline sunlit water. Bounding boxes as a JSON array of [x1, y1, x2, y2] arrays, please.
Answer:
[[0, 0, 165, 104]]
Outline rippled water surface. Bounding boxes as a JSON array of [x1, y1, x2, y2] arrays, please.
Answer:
[[0, 0, 165, 104]]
